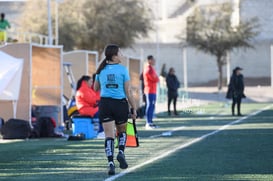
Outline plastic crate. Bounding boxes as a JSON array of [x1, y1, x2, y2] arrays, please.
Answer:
[[71, 115, 97, 139]]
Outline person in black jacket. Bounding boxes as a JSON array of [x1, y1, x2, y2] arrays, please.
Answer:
[[166, 67, 180, 116], [226, 67, 246, 116]]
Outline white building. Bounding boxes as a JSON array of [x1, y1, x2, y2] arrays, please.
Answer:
[[124, 0, 273, 87]]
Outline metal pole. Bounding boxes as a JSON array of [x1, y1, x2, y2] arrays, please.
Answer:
[[140, 48, 144, 71], [226, 51, 231, 85], [161, 0, 166, 21], [156, 30, 160, 72], [47, 0, 53, 45], [55, 0, 59, 45], [271, 45, 273, 87], [183, 47, 188, 90], [155, 0, 160, 72]]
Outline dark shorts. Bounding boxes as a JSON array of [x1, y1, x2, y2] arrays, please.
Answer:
[[99, 97, 129, 125]]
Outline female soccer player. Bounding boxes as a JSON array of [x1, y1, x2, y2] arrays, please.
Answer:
[[94, 44, 137, 175]]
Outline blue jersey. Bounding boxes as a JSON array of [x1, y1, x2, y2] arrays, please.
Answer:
[[96, 64, 130, 99]]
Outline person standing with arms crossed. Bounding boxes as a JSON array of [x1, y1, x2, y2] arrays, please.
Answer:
[[94, 44, 137, 175], [143, 55, 159, 129], [226, 67, 246, 116], [166, 67, 180, 116]]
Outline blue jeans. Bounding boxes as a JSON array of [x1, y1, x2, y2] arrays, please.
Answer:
[[145, 94, 156, 124]]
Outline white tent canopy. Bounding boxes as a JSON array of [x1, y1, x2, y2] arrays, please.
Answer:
[[0, 51, 24, 118]]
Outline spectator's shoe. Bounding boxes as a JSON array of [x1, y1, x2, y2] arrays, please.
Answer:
[[145, 124, 154, 130], [174, 111, 179, 116], [150, 123, 159, 128], [238, 113, 243, 116], [168, 111, 171, 116], [117, 151, 128, 169], [108, 162, 115, 175], [145, 123, 159, 130]]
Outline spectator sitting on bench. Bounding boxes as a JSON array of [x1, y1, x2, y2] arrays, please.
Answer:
[[75, 75, 104, 138]]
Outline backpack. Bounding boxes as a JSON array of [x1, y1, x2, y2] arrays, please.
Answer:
[[31, 117, 56, 138], [1, 118, 31, 139]]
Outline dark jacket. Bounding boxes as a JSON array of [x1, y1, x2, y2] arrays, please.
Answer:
[[166, 74, 180, 97], [139, 72, 144, 94], [226, 73, 246, 99]]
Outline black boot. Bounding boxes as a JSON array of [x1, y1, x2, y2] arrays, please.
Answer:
[[231, 103, 235, 116], [237, 104, 242, 116], [238, 106, 243, 116], [174, 98, 178, 115]]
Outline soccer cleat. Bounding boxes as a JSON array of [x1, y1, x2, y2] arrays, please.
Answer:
[[108, 162, 115, 175], [117, 151, 128, 169]]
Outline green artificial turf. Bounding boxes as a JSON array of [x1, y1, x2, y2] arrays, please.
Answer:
[[0, 103, 272, 181]]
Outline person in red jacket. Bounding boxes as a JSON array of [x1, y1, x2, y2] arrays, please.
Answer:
[[75, 75, 99, 117], [143, 55, 159, 129]]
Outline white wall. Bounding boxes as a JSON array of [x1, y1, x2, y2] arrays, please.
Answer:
[[241, 0, 273, 41], [230, 41, 272, 78], [123, 40, 271, 86]]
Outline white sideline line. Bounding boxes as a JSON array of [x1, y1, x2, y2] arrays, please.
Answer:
[[105, 105, 272, 181]]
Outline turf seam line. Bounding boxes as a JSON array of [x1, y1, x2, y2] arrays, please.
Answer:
[[105, 104, 272, 181]]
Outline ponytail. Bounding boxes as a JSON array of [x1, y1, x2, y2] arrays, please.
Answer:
[[96, 44, 119, 74], [96, 58, 107, 74]]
